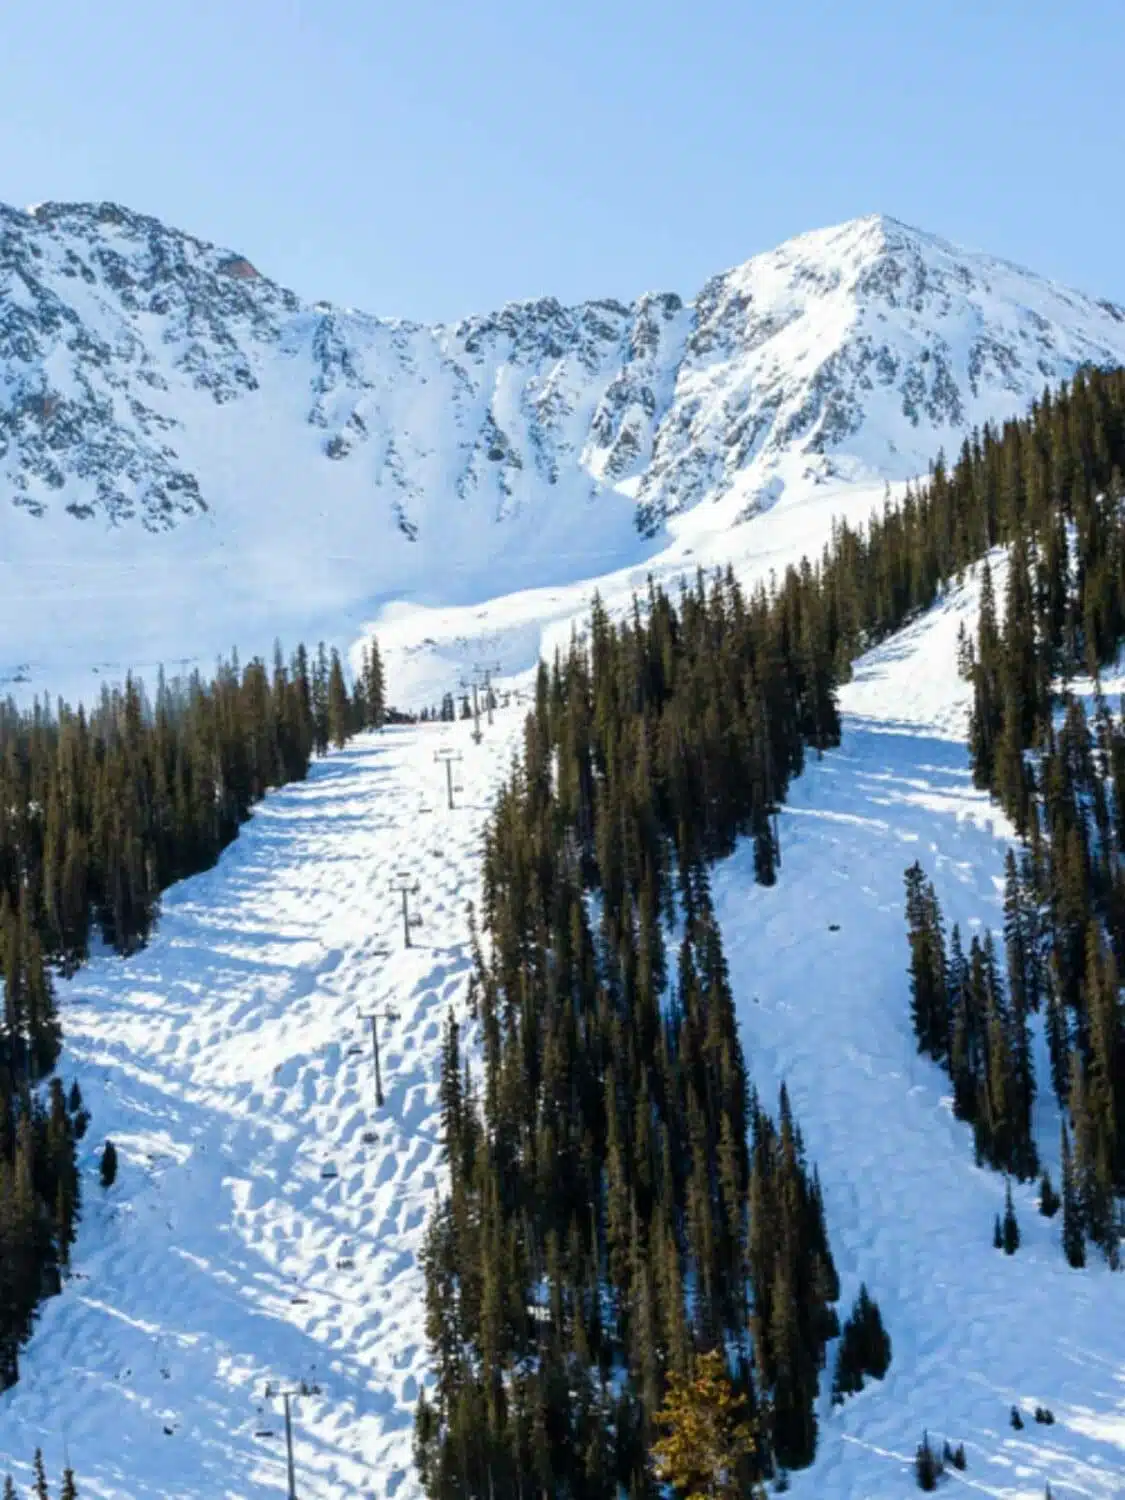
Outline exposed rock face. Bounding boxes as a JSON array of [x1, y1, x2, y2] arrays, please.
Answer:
[[3, 202, 1125, 541]]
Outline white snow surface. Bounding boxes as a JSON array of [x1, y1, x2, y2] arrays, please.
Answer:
[[4, 203, 1125, 1496], [0, 564, 1123, 1497], [4, 203, 1125, 707]]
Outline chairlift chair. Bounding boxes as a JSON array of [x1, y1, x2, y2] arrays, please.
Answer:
[[320, 1163, 339, 1180]]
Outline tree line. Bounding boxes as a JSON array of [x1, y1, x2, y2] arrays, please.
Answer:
[[0, 634, 385, 1389], [897, 368, 1125, 1269], [416, 571, 847, 1497], [4, 1448, 79, 1499], [416, 363, 1125, 1494]]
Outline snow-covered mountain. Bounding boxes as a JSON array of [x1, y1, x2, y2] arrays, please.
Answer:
[[3, 201, 1125, 702], [5, 206, 1125, 1499], [5, 202, 1125, 534]]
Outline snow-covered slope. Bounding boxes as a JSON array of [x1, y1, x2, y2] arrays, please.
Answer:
[[4, 202, 1125, 702], [4, 567, 1124, 1499]]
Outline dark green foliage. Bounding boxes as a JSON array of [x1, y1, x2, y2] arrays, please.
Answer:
[[914, 1431, 943, 1491], [1061, 1121, 1087, 1268], [99, 1139, 118, 1189], [941, 1440, 966, 1471], [1034, 1406, 1055, 1426], [993, 1215, 1003, 1250], [825, 370, 1125, 1266], [1010, 1405, 1024, 1430], [0, 1452, 78, 1500], [1038, 1170, 1060, 1218], [1002, 1181, 1021, 1254], [832, 1284, 891, 1402], [417, 575, 841, 1495], [904, 873, 1038, 1181]]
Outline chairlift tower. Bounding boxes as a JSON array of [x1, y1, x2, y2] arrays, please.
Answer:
[[392, 873, 422, 947], [434, 746, 464, 810], [259, 1379, 323, 1500], [473, 661, 502, 727], [358, 1005, 400, 1109]]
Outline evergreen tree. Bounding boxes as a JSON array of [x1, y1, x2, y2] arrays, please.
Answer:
[[326, 649, 351, 749], [831, 1285, 891, 1402], [1038, 1170, 1060, 1218], [650, 1350, 763, 1500], [914, 1431, 942, 1492], [1002, 1180, 1021, 1254], [99, 1140, 118, 1189], [1061, 1121, 1086, 1269]]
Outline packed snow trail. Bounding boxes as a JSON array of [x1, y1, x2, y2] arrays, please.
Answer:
[[715, 574, 1125, 1499], [0, 712, 523, 1500], [4, 573, 1125, 1499]]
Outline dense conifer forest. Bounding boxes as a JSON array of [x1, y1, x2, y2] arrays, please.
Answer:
[[417, 365, 1125, 1496], [898, 367, 1125, 1269], [416, 575, 844, 1495], [0, 636, 385, 1388]]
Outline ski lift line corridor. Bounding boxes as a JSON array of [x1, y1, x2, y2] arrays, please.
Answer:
[[0, 710, 525, 1500]]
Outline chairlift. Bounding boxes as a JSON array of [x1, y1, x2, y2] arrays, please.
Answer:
[[346, 1044, 365, 1057], [361, 1130, 378, 1146], [254, 1429, 276, 1439], [336, 1256, 356, 1270], [320, 1163, 339, 1180], [290, 1294, 309, 1306]]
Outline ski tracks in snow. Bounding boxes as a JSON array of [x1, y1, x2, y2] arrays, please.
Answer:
[[0, 715, 522, 1500], [713, 579, 1125, 1499], [3, 567, 1125, 1499]]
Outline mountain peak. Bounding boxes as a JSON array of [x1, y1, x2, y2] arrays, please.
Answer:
[[3, 196, 1125, 550]]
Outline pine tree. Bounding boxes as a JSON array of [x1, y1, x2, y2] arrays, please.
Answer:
[[99, 1140, 118, 1189], [59, 1469, 78, 1500], [1061, 1121, 1086, 1269], [914, 1431, 942, 1491], [326, 649, 351, 750], [831, 1284, 891, 1402], [1038, 1170, 1060, 1218], [32, 1449, 48, 1500], [650, 1350, 762, 1500], [1002, 1180, 1020, 1254]]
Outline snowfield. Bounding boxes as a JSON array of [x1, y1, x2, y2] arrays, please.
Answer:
[[0, 710, 525, 1499], [0, 564, 1123, 1498]]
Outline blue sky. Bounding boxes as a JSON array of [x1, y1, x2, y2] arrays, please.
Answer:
[[4, 0, 1123, 321]]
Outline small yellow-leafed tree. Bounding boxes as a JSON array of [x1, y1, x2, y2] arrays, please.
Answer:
[[651, 1349, 763, 1500]]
